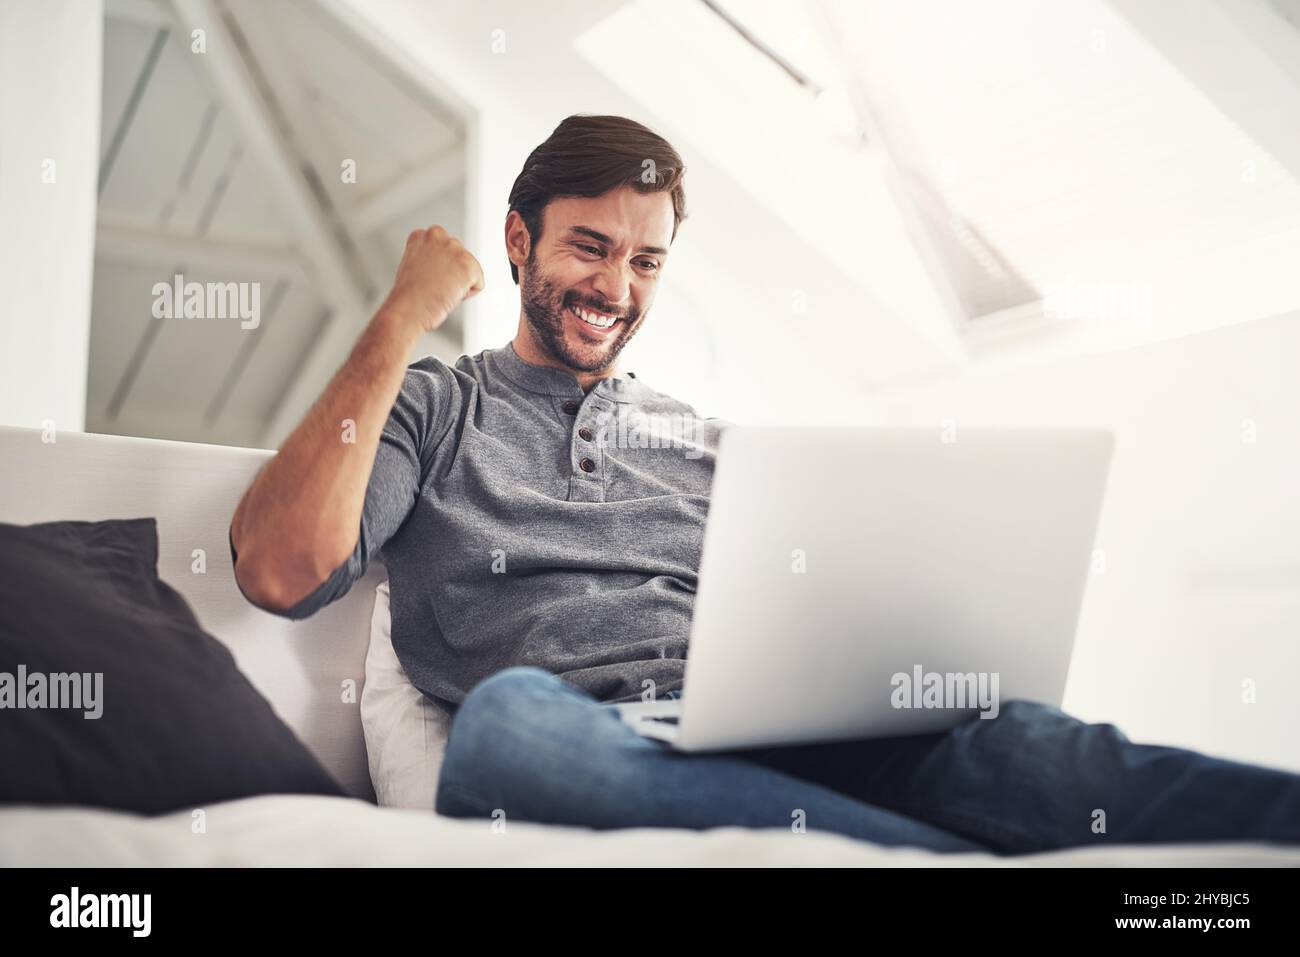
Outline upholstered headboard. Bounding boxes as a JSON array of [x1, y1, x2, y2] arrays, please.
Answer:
[[0, 425, 384, 801]]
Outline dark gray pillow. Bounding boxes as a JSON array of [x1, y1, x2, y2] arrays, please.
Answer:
[[0, 517, 348, 814]]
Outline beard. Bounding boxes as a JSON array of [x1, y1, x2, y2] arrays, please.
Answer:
[[520, 253, 642, 375]]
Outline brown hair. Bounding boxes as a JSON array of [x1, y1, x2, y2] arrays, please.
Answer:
[[506, 114, 688, 284]]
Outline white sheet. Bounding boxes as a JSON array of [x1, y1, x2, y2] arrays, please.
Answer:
[[2, 796, 1297, 867]]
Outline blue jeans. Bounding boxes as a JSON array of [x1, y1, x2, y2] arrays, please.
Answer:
[[434, 666, 1300, 855]]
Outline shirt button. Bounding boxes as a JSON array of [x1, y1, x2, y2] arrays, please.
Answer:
[[562, 400, 580, 414], [578, 427, 594, 442], [579, 457, 596, 473]]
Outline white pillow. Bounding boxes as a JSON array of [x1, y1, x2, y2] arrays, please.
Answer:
[[360, 580, 453, 810]]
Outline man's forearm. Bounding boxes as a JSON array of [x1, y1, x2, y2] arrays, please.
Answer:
[[230, 305, 426, 610]]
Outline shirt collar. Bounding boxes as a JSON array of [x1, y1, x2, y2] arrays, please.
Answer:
[[490, 341, 647, 402]]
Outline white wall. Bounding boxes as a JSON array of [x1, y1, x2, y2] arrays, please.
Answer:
[[879, 309, 1300, 773], [0, 0, 102, 432]]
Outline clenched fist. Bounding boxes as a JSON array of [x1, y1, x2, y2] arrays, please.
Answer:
[[381, 226, 485, 334]]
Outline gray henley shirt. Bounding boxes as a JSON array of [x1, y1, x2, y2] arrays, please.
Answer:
[[233, 342, 729, 709]]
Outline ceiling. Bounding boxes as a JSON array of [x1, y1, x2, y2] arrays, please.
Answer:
[[90, 0, 467, 448], [577, 0, 1300, 377], [87, 0, 1300, 440]]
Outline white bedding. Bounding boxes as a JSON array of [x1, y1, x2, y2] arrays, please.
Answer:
[[2, 796, 1297, 867]]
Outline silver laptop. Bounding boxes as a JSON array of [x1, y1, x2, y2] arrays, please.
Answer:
[[613, 426, 1115, 752]]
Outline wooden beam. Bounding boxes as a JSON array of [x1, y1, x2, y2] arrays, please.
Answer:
[[96, 218, 303, 276], [105, 0, 173, 28], [170, 0, 380, 446], [354, 146, 465, 233]]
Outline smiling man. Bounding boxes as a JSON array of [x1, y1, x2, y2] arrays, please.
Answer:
[[231, 114, 715, 710], [229, 114, 1300, 855], [514, 195, 670, 387]]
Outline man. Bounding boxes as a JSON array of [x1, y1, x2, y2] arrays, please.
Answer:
[[231, 114, 1300, 855]]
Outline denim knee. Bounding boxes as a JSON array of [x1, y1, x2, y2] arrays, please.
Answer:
[[986, 698, 1038, 721], [995, 698, 1129, 740], [438, 668, 549, 814], [440, 667, 591, 778], [951, 699, 1072, 752], [464, 665, 561, 706], [446, 666, 570, 752], [988, 697, 1074, 727]]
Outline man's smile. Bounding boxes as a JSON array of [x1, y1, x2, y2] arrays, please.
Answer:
[[566, 301, 626, 337]]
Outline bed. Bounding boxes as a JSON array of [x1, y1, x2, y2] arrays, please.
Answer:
[[1, 424, 1295, 867]]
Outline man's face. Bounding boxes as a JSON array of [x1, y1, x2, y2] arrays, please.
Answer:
[[515, 187, 673, 375]]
